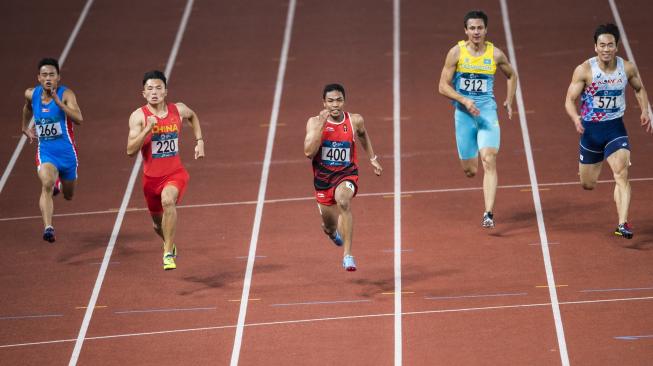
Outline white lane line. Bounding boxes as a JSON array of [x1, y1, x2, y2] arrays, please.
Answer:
[[0, 0, 95, 195], [424, 292, 528, 300], [608, 0, 653, 118], [0, 314, 64, 321], [4, 295, 652, 350], [393, 1, 403, 365], [4, 176, 653, 223], [229, 1, 296, 365], [499, 1, 569, 365], [270, 299, 372, 307], [580, 286, 653, 293], [67, 1, 195, 365], [114, 307, 216, 315]]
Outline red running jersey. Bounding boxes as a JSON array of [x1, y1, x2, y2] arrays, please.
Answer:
[[312, 112, 358, 190], [141, 103, 185, 177]]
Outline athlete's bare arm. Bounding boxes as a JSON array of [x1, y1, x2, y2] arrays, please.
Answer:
[[22, 88, 36, 143], [303, 109, 329, 159], [565, 62, 591, 134], [624, 61, 652, 133], [126, 109, 154, 157], [351, 113, 382, 176], [57, 88, 83, 124], [176, 102, 205, 159], [438, 45, 480, 116], [494, 47, 518, 119]]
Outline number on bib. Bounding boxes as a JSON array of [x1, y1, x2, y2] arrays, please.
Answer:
[[151, 133, 179, 158], [592, 95, 622, 110], [37, 119, 63, 140], [321, 141, 351, 166], [459, 77, 487, 93]]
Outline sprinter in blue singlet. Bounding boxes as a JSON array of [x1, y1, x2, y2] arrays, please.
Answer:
[[21, 58, 84, 242]]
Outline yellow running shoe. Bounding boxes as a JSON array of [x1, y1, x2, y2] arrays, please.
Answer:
[[161, 243, 177, 257], [163, 253, 176, 270]]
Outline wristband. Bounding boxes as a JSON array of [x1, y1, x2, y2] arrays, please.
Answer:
[[370, 155, 377, 162], [196, 137, 203, 142]]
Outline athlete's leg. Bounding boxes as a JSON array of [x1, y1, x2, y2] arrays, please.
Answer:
[[455, 109, 479, 177], [160, 184, 180, 255], [319, 203, 339, 237], [151, 214, 164, 239], [37, 163, 58, 228], [479, 147, 498, 213], [334, 181, 355, 256], [579, 162, 603, 190], [460, 158, 478, 178], [61, 179, 76, 200], [606, 149, 630, 224]]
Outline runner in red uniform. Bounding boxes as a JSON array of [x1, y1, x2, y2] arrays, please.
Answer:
[[127, 70, 205, 270], [304, 84, 383, 271]]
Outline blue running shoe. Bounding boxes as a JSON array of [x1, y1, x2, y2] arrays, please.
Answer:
[[342, 255, 356, 271], [614, 222, 633, 239], [43, 226, 56, 243], [329, 231, 343, 247]]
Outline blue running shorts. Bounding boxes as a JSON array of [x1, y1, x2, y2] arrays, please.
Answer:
[[454, 107, 500, 160]]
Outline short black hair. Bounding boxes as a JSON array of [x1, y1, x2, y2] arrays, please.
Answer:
[[143, 70, 167, 87], [323, 83, 346, 99], [464, 10, 488, 29], [594, 23, 620, 44], [38, 58, 60, 74]]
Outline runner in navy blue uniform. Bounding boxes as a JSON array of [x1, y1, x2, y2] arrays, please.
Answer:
[[565, 24, 652, 239]]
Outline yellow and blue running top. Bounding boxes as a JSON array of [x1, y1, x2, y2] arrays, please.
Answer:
[[453, 40, 497, 110]]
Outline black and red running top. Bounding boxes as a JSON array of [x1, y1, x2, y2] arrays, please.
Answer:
[[312, 112, 359, 190]]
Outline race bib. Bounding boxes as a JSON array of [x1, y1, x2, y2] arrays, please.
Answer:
[[36, 119, 63, 140], [459, 77, 488, 93], [151, 133, 179, 158], [592, 95, 623, 111], [321, 141, 351, 166]]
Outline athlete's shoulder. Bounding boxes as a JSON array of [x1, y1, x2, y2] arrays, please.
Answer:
[[24, 87, 35, 100]]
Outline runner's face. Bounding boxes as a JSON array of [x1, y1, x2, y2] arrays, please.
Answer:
[[595, 34, 618, 63], [143, 79, 167, 105], [323, 90, 345, 119], [37, 65, 60, 91], [464, 18, 487, 45]]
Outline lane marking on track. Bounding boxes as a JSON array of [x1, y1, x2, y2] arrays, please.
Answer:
[[579, 286, 653, 293], [0, 314, 64, 321], [228, 299, 260, 302], [609, 0, 653, 120], [500, 1, 569, 364], [114, 307, 216, 315], [0, 0, 96, 196], [529, 242, 559, 246], [614, 334, 653, 341], [382, 292, 414, 295], [382, 248, 413, 253], [383, 194, 411, 198], [67, 1, 196, 365], [424, 292, 528, 300], [536, 285, 568, 288], [392, 2, 403, 365], [235, 255, 267, 260], [229, 1, 296, 365], [4, 295, 652, 350], [519, 188, 550, 192], [4, 177, 653, 222], [270, 299, 372, 307], [75, 306, 107, 310]]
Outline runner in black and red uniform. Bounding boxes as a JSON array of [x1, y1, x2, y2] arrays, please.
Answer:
[[127, 70, 205, 270], [304, 84, 383, 271]]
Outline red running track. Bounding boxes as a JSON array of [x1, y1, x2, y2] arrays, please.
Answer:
[[0, 0, 652, 365]]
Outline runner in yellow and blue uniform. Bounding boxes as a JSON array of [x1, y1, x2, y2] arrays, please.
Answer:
[[21, 58, 83, 242], [438, 10, 517, 228]]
